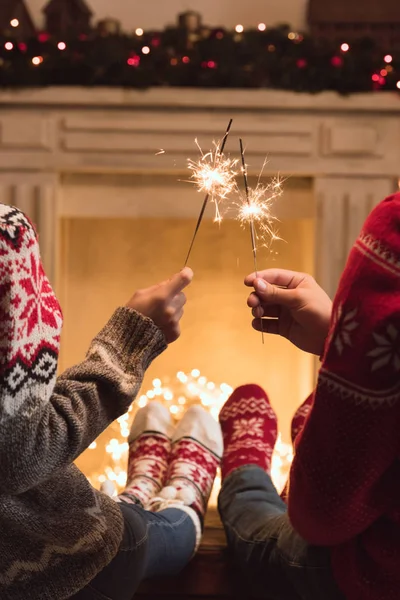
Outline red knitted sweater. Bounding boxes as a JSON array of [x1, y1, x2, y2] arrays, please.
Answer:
[[289, 193, 400, 600]]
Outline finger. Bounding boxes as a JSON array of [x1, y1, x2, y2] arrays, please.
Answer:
[[247, 292, 261, 309], [165, 268, 193, 297], [252, 318, 280, 335], [167, 324, 181, 344], [252, 305, 264, 318], [252, 305, 281, 318], [253, 278, 300, 309], [245, 269, 306, 290], [170, 292, 187, 309]]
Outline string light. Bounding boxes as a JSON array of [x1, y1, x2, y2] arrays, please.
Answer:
[[5, 42, 13, 51], [235, 24, 244, 33], [258, 23, 266, 32], [288, 32, 296, 40], [32, 56, 43, 66], [182, 55, 190, 64], [142, 46, 150, 55], [384, 54, 393, 64], [340, 42, 350, 52], [397, 81, 400, 89], [57, 42, 67, 51], [10, 19, 19, 28], [135, 28, 144, 36]]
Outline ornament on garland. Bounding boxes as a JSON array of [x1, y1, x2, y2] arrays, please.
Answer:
[[97, 18, 122, 37], [178, 10, 202, 34], [43, 0, 93, 37], [0, 0, 36, 41]]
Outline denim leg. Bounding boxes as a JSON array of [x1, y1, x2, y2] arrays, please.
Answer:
[[142, 507, 196, 578], [218, 466, 344, 600], [72, 502, 196, 600]]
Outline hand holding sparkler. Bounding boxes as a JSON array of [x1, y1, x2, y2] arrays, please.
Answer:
[[184, 119, 236, 266]]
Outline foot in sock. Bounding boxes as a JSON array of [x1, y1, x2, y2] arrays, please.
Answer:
[[219, 384, 278, 481], [290, 393, 314, 443], [119, 402, 174, 507], [149, 406, 223, 549]]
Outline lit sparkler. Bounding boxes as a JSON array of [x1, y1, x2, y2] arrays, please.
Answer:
[[184, 119, 235, 266], [238, 141, 283, 342], [237, 177, 283, 248]]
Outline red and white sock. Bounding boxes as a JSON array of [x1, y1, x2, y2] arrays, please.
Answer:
[[290, 393, 314, 443], [149, 406, 223, 550], [219, 384, 278, 480], [119, 402, 173, 507]]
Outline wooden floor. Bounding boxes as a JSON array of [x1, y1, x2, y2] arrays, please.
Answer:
[[136, 510, 245, 599]]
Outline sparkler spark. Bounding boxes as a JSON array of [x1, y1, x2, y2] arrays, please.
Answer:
[[237, 177, 283, 247], [155, 149, 166, 155], [187, 141, 238, 223]]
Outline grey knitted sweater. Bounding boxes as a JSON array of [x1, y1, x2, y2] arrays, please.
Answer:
[[0, 204, 166, 599]]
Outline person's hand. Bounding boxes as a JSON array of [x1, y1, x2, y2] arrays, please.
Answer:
[[127, 267, 193, 344], [245, 269, 332, 356]]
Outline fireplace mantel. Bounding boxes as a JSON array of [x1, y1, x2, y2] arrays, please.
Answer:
[[0, 87, 397, 294]]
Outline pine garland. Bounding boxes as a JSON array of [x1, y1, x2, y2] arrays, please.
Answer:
[[0, 24, 399, 93]]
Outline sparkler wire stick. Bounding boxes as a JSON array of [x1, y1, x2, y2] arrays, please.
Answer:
[[239, 138, 265, 343], [184, 118, 233, 267]]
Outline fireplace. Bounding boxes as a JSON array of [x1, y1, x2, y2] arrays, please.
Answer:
[[0, 87, 397, 491]]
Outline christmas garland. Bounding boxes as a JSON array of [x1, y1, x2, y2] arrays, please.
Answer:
[[0, 23, 399, 94]]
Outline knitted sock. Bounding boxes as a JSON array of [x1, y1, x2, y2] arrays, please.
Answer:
[[219, 384, 278, 481], [149, 406, 223, 550], [118, 402, 173, 507], [290, 393, 314, 443]]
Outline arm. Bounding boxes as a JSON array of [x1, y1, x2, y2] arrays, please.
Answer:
[[245, 258, 400, 546], [0, 216, 192, 494]]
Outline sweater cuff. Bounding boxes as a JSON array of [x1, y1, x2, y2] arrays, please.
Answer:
[[94, 307, 167, 372]]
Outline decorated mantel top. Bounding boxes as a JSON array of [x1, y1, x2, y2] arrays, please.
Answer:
[[0, 2, 399, 93]]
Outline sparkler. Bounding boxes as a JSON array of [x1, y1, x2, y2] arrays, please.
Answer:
[[238, 141, 283, 343], [184, 119, 235, 266]]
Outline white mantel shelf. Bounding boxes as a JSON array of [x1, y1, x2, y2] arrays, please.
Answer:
[[0, 87, 398, 295], [1, 87, 400, 113]]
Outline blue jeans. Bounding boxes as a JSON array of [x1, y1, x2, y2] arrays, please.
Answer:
[[71, 502, 196, 600], [218, 466, 345, 600]]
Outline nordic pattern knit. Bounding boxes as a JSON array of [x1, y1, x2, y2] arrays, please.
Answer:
[[0, 205, 166, 599], [289, 193, 400, 600]]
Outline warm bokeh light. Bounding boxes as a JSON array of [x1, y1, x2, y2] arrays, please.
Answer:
[[10, 19, 19, 28], [135, 28, 144, 36], [258, 23, 267, 32], [142, 46, 150, 55], [58, 42, 67, 51], [340, 43, 350, 52], [5, 42, 14, 51], [235, 24, 244, 33], [384, 54, 393, 64], [32, 56, 44, 66]]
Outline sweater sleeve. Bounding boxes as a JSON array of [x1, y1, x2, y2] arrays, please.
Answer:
[[0, 211, 166, 495]]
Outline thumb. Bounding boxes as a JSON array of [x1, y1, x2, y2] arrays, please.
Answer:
[[165, 267, 194, 296], [254, 278, 298, 308]]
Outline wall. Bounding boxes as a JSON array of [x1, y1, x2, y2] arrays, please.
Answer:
[[27, 0, 307, 32]]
